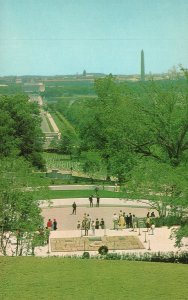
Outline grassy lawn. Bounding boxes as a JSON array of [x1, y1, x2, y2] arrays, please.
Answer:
[[33, 189, 123, 200], [0, 257, 188, 299]]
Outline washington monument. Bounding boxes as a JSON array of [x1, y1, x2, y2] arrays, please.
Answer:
[[141, 49, 145, 81]]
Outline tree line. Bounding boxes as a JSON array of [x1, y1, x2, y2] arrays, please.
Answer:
[[0, 94, 47, 255]]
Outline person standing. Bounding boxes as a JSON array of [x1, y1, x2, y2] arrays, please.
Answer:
[[52, 219, 57, 230], [132, 215, 137, 231], [146, 216, 151, 232], [112, 213, 119, 230], [96, 196, 100, 207], [118, 215, 125, 230], [89, 195, 93, 207], [125, 215, 130, 228], [77, 221, 81, 230], [82, 216, 89, 236], [91, 220, 95, 235], [129, 213, 133, 228], [100, 218, 105, 229], [72, 202, 77, 215], [95, 218, 100, 229], [87, 214, 91, 229], [47, 219, 52, 230]]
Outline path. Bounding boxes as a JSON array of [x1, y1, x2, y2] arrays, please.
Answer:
[[49, 184, 118, 191]]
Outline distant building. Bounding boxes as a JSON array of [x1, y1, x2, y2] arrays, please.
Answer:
[[23, 82, 45, 93], [16, 78, 22, 84]]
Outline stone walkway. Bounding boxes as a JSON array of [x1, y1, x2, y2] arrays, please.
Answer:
[[40, 201, 153, 230], [36, 198, 188, 257]]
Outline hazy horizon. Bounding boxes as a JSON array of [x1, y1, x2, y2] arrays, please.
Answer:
[[1, 0, 188, 76]]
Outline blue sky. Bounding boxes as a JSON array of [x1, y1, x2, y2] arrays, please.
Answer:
[[0, 0, 188, 76]]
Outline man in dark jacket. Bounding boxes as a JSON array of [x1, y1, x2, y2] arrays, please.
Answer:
[[72, 202, 77, 215]]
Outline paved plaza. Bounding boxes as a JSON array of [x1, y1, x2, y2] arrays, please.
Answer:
[[35, 198, 188, 257]]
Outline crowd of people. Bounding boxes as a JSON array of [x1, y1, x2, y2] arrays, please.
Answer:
[[112, 211, 138, 231], [46, 193, 156, 234], [77, 213, 105, 236], [75, 210, 156, 236]]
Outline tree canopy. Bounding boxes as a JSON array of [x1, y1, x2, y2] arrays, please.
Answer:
[[44, 74, 188, 244], [0, 94, 45, 169], [0, 157, 48, 256]]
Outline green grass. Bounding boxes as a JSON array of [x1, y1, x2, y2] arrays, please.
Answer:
[[55, 111, 77, 134], [50, 111, 66, 134], [33, 189, 123, 200], [1, 257, 188, 299]]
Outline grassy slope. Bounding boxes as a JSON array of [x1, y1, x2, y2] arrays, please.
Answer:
[[50, 112, 65, 134], [1, 257, 188, 299]]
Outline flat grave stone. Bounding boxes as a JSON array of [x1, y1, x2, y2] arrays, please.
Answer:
[[50, 235, 144, 252]]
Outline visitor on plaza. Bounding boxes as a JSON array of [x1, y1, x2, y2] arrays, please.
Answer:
[[119, 214, 125, 230], [96, 196, 100, 207], [91, 220, 95, 235], [47, 219, 52, 230], [132, 214, 137, 231], [82, 216, 90, 236], [77, 221, 81, 230], [72, 201, 77, 215], [89, 195, 93, 207], [100, 218, 105, 229], [112, 213, 119, 230], [95, 218, 100, 229], [87, 214, 91, 229], [129, 213, 133, 228], [125, 214, 130, 228], [52, 219, 57, 230], [146, 215, 151, 232]]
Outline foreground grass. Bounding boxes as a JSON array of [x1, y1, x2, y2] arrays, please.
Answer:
[[0, 257, 188, 300], [33, 189, 124, 200]]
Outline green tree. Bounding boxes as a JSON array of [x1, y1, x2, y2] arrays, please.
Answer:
[[123, 80, 188, 167], [79, 74, 188, 244], [79, 75, 128, 179], [0, 157, 48, 256], [124, 159, 188, 216], [58, 127, 80, 155], [0, 94, 45, 169], [82, 151, 102, 182]]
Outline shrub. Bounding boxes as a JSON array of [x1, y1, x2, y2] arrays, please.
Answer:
[[98, 245, 108, 255], [177, 251, 188, 264], [106, 253, 121, 260], [153, 216, 182, 228], [82, 252, 90, 259]]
